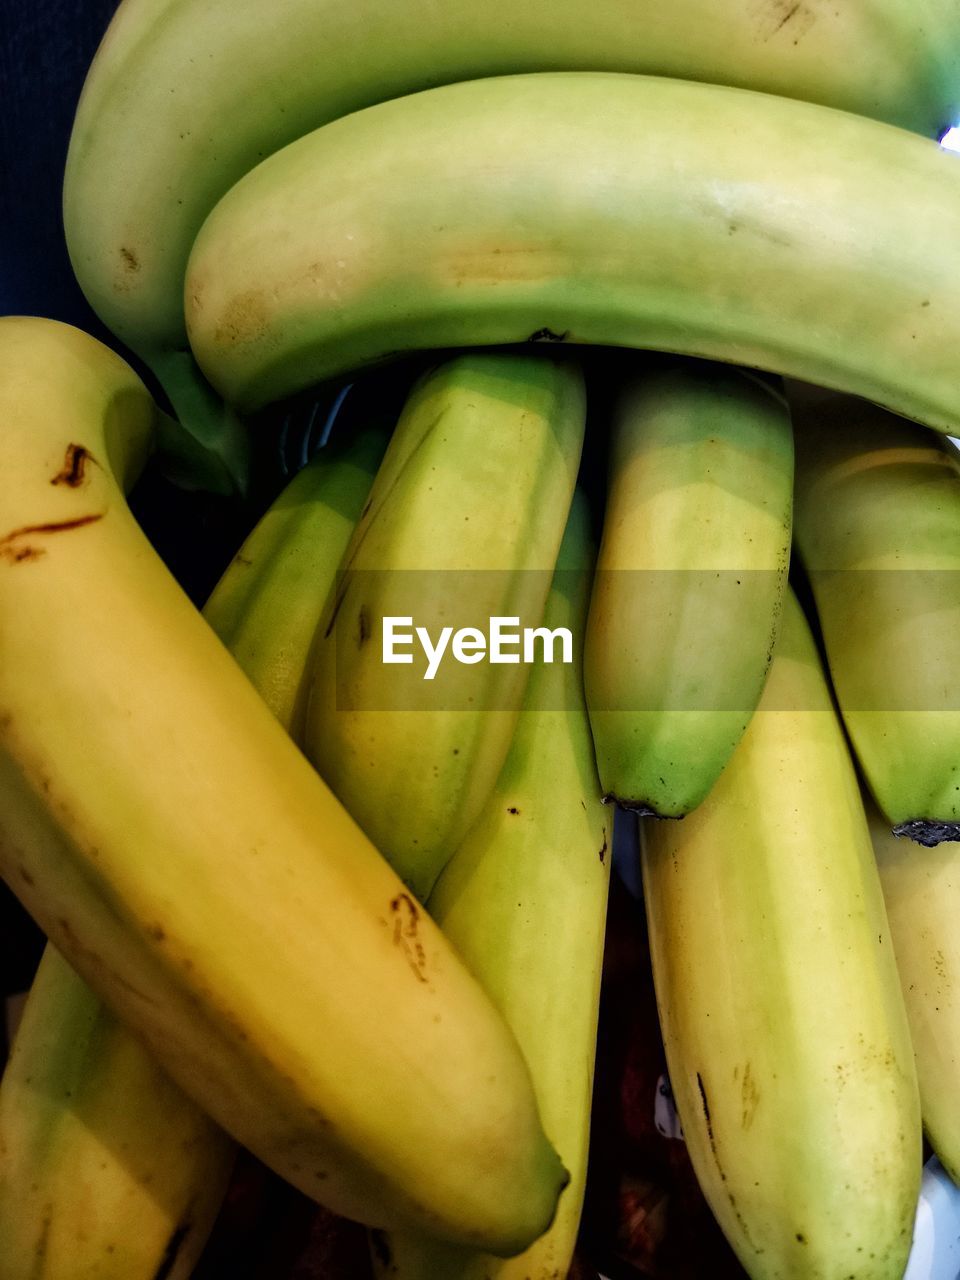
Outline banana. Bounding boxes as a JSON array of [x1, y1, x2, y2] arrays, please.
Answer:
[[0, 316, 566, 1255], [63, 0, 960, 429], [584, 360, 792, 817], [373, 489, 610, 1280], [203, 425, 389, 741], [639, 590, 921, 1279], [792, 388, 960, 844], [304, 351, 585, 901], [868, 797, 960, 1186], [0, 401, 388, 1280], [187, 71, 960, 438], [0, 946, 234, 1280]]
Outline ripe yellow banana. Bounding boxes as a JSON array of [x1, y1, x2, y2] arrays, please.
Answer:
[[186, 71, 960, 437], [0, 402, 388, 1279], [584, 360, 792, 817], [304, 351, 585, 900], [373, 489, 610, 1280], [792, 388, 960, 844], [868, 797, 960, 1186], [639, 590, 921, 1279], [0, 316, 566, 1255], [63, 0, 959, 424]]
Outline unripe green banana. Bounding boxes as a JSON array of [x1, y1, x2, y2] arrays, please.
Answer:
[[869, 797, 960, 1185], [0, 316, 566, 1255], [63, 0, 960, 426], [304, 351, 585, 900], [0, 412, 388, 1280], [639, 591, 921, 1279], [203, 426, 389, 741], [792, 388, 960, 843], [585, 361, 792, 817], [373, 489, 610, 1280], [186, 72, 960, 442]]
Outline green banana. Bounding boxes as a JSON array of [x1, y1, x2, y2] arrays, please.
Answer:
[[373, 489, 610, 1280], [792, 388, 960, 843], [63, 0, 960, 421], [868, 796, 960, 1185], [639, 590, 921, 1279], [0, 316, 566, 1255], [0, 409, 388, 1279], [186, 71, 960, 439], [304, 351, 585, 900], [203, 425, 389, 741], [584, 360, 792, 817]]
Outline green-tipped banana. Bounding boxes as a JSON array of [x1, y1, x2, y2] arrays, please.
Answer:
[[584, 361, 792, 817], [187, 72, 960, 438], [792, 389, 960, 844], [63, 0, 959, 422], [374, 490, 610, 1280], [869, 797, 960, 1184], [0, 316, 566, 1255], [304, 351, 585, 900], [203, 426, 389, 741], [639, 591, 921, 1279], [0, 409, 388, 1280]]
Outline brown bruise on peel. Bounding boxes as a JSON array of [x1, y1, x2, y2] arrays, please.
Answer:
[[390, 893, 429, 984], [599, 830, 608, 864], [696, 1071, 759, 1255], [51, 444, 99, 488], [0, 513, 105, 564]]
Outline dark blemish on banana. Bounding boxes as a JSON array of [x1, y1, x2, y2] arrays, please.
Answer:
[[147, 924, 166, 943], [120, 246, 141, 273], [153, 1222, 191, 1280], [18, 865, 34, 886], [774, 2, 802, 34], [357, 606, 371, 647], [51, 444, 99, 488], [390, 893, 429, 983], [507, 806, 520, 815], [527, 327, 570, 343], [0, 513, 105, 564], [599, 832, 608, 864]]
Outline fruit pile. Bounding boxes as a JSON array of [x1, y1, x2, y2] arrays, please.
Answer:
[[2, 2, 960, 1278]]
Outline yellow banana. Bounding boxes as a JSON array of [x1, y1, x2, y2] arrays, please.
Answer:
[[639, 591, 921, 1278], [0, 402, 388, 1279], [304, 351, 585, 900], [792, 388, 960, 843], [868, 797, 960, 1186], [374, 489, 610, 1280], [63, 0, 959, 463], [584, 360, 792, 816], [0, 316, 566, 1255], [187, 72, 960, 437]]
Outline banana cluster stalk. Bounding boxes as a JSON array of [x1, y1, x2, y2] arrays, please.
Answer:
[[792, 387, 960, 844], [640, 591, 921, 1279], [373, 490, 611, 1280], [186, 72, 960, 440], [585, 360, 792, 817], [868, 798, 960, 1187], [0, 316, 567, 1255], [0, 402, 389, 1279], [305, 351, 585, 900], [63, 0, 958, 376]]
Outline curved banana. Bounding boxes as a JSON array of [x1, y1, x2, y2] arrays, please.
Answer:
[[187, 71, 960, 437], [374, 489, 610, 1280], [792, 388, 960, 843], [639, 590, 921, 1278], [304, 351, 585, 900], [869, 798, 960, 1184], [64, 0, 959, 372], [0, 405, 388, 1279], [0, 316, 566, 1255], [584, 360, 792, 816]]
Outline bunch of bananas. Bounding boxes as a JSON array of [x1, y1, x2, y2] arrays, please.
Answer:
[[3, 1, 960, 1277]]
